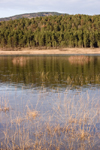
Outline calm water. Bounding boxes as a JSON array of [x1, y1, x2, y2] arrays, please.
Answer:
[[0, 55, 100, 115], [0, 55, 100, 149], [0, 55, 100, 88]]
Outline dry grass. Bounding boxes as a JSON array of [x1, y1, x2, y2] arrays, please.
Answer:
[[0, 98, 10, 112], [0, 48, 100, 55], [0, 87, 100, 150], [27, 106, 39, 119], [68, 56, 93, 65]]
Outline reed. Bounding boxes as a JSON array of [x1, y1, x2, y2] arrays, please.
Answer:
[[0, 86, 100, 150]]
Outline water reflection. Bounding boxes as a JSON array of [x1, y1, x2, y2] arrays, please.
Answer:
[[0, 56, 100, 89], [12, 57, 28, 67], [68, 55, 93, 65]]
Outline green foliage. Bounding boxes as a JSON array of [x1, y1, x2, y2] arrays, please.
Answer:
[[0, 14, 100, 49]]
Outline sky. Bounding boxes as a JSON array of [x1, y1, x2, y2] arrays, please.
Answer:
[[0, 0, 100, 18]]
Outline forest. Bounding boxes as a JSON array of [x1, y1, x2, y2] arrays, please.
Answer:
[[0, 14, 100, 49]]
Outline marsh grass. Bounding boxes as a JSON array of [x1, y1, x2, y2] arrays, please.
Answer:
[[0, 87, 100, 150], [0, 97, 10, 112]]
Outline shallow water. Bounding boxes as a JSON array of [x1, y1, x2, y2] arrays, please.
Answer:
[[0, 55, 100, 149], [0, 55, 100, 120]]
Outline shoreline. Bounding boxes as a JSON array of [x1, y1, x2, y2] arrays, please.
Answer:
[[0, 48, 100, 55]]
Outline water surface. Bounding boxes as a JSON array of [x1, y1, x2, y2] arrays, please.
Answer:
[[0, 55, 100, 149]]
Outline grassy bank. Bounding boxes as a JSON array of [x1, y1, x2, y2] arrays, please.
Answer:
[[0, 48, 100, 55]]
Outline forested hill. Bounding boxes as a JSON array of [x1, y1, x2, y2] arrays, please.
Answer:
[[0, 14, 100, 49], [0, 12, 66, 21]]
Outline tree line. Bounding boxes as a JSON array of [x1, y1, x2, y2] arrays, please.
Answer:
[[0, 14, 100, 49]]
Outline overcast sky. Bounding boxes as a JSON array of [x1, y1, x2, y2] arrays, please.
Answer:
[[0, 0, 100, 18]]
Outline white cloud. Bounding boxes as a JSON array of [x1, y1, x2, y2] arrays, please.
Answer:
[[0, 0, 100, 17]]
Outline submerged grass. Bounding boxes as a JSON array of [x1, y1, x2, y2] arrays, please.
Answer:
[[0, 86, 100, 150]]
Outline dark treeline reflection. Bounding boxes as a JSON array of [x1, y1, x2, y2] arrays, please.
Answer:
[[0, 56, 100, 89]]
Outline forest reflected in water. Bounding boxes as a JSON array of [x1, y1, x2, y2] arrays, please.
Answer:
[[0, 55, 100, 89]]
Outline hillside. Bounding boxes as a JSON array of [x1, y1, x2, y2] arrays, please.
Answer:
[[0, 14, 100, 49], [0, 12, 67, 21]]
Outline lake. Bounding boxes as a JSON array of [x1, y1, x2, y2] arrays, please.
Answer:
[[0, 55, 100, 150]]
